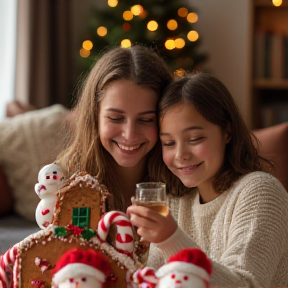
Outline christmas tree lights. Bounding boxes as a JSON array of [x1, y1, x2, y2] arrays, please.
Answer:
[[79, 0, 207, 73]]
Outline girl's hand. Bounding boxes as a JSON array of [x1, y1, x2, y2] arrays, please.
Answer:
[[126, 204, 178, 243]]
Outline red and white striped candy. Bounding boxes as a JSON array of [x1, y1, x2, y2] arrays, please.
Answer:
[[0, 244, 18, 288], [133, 267, 158, 288], [97, 211, 134, 253]]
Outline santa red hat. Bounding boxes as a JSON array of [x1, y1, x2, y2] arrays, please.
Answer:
[[156, 248, 212, 282], [52, 249, 111, 286]]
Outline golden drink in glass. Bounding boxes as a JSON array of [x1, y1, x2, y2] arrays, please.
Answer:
[[135, 182, 168, 216]]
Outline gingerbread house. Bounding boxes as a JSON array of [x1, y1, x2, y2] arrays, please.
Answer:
[[2, 172, 142, 288]]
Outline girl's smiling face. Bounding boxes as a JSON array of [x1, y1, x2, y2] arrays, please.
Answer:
[[98, 79, 158, 169], [160, 102, 230, 199]]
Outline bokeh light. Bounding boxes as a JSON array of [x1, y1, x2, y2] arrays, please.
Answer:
[[107, 0, 118, 8], [97, 26, 107, 37], [174, 38, 185, 49], [82, 40, 93, 50], [178, 7, 188, 17], [80, 48, 90, 58], [165, 39, 175, 50], [174, 68, 186, 77], [122, 22, 131, 31], [139, 9, 147, 19], [147, 20, 158, 31], [121, 39, 132, 48], [131, 5, 143, 16], [187, 12, 198, 23], [272, 0, 282, 6], [187, 30, 199, 42], [167, 19, 178, 31], [123, 10, 133, 21]]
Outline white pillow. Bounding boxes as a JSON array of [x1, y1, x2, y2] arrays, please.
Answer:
[[0, 104, 69, 221]]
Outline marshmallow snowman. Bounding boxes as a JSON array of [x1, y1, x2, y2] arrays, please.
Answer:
[[133, 248, 212, 288], [35, 162, 65, 229], [52, 249, 111, 288]]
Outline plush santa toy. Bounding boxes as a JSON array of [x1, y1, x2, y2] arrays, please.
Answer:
[[133, 248, 212, 288], [156, 248, 212, 288], [51, 249, 111, 288]]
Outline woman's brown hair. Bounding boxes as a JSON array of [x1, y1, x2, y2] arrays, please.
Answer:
[[56, 45, 173, 211], [153, 72, 272, 196]]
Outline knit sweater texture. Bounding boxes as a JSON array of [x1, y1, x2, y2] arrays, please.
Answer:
[[147, 171, 288, 288]]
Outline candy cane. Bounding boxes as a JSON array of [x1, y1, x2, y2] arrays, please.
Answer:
[[133, 267, 158, 288], [97, 211, 134, 254], [0, 244, 18, 288]]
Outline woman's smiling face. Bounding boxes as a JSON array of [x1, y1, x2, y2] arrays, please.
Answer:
[[160, 102, 230, 195], [98, 79, 158, 168]]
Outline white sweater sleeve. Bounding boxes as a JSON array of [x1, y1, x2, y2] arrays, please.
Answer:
[[209, 175, 288, 287], [155, 226, 198, 259], [149, 173, 288, 287]]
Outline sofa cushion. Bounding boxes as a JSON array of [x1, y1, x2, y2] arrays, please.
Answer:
[[252, 122, 288, 191], [0, 104, 69, 221]]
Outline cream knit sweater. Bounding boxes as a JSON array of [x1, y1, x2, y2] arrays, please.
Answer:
[[148, 172, 288, 288]]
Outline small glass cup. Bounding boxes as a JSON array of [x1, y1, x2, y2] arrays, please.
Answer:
[[135, 182, 168, 216]]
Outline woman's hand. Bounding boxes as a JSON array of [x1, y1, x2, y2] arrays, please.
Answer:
[[126, 204, 178, 243]]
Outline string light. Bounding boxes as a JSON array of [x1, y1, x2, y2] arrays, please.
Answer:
[[122, 22, 131, 31], [165, 39, 175, 50], [175, 38, 185, 49], [131, 5, 143, 16], [187, 30, 199, 42], [147, 20, 158, 31], [272, 0, 282, 6], [121, 39, 131, 48], [97, 27, 107, 37], [123, 11, 133, 21], [187, 12, 198, 23], [79, 48, 90, 58], [167, 19, 178, 31], [174, 68, 186, 77], [178, 7, 188, 17], [138, 10, 147, 19], [82, 40, 93, 50], [107, 0, 118, 7]]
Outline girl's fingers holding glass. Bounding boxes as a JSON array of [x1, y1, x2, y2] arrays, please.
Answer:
[[127, 205, 164, 221], [131, 196, 136, 205]]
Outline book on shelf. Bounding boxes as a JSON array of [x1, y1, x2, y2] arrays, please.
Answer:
[[254, 30, 288, 80], [260, 104, 288, 128]]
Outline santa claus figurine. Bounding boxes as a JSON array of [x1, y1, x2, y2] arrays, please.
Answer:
[[51, 249, 111, 288], [133, 248, 212, 288]]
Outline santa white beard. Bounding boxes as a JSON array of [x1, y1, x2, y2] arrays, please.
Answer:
[[157, 271, 206, 288], [57, 275, 103, 288]]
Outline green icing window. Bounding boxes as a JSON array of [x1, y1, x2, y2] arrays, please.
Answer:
[[72, 207, 90, 228]]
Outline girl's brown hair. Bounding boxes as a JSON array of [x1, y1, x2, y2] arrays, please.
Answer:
[[57, 45, 172, 211], [154, 72, 272, 196]]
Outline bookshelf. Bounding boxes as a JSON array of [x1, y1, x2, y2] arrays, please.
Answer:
[[252, 0, 288, 128]]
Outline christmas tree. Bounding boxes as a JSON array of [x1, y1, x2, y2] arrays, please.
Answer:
[[78, 0, 207, 74]]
